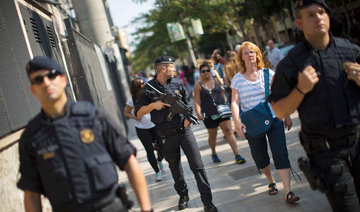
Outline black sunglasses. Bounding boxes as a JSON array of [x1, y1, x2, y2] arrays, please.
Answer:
[[30, 69, 62, 85], [201, 69, 211, 73]]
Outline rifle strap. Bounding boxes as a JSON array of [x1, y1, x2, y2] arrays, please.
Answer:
[[146, 82, 165, 95]]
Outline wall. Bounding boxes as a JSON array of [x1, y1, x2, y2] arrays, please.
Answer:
[[0, 131, 52, 212]]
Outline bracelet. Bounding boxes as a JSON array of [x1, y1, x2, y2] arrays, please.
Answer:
[[295, 86, 306, 95]]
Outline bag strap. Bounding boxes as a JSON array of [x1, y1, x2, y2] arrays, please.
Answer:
[[239, 69, 269, 115], [198, 81, 204, 90], [264, 68, 270, 98]]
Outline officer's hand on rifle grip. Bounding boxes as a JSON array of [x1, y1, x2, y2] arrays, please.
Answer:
[[184, 118, 191, 128], [297, 65, 319, 94], [152, 101, 171, 110]]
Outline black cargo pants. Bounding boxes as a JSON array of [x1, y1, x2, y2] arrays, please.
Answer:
[[161, 128, 213, 205], [306, 133, 360, 212]]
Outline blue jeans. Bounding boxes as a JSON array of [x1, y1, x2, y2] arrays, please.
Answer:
[[246, 118, 290, 169]]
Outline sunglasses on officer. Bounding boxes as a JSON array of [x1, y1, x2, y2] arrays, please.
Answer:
[[30, 69, 63, 85], [200, 69, 211, 74]]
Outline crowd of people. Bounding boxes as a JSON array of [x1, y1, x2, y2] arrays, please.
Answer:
[[16, 0, 360, 212]]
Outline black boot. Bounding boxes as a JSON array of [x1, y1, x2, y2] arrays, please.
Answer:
[[204, 203, 218, 212], [178, 195, 189, 210]]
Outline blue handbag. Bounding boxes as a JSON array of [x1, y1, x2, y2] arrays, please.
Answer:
[[240, 69, 274, 137]]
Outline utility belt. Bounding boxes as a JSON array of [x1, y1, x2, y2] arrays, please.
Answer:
[[298, 127, 359, 194], [54, 185, 132, 212], [299, 128, 360, 155], [157, 120, 186, 138]]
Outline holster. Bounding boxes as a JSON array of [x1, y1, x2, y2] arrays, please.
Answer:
[[116, 184, 133, 210], [298, 157, 326, 193]]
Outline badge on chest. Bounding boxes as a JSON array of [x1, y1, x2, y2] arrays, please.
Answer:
[[80, 128, 95, 144]]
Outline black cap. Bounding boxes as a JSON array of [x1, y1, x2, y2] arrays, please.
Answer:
[[295, 0, 331, 13], [154, 56, 175, 65], [26, 56, 65, 75]]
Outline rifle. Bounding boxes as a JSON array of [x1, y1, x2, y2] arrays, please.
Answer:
[[147, 83, 200, 125]]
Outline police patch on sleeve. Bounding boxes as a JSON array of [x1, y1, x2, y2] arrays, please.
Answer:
[[80, 129, 95, 144]]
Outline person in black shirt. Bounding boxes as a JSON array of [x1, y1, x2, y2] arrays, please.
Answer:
[[135, 56, 217, 212], [193, 63, 246, 164], [17, 56, 152, 212], [269, 1, 360, 211]]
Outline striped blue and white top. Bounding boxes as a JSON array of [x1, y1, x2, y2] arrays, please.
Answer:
[[231, 69, 275, 113]]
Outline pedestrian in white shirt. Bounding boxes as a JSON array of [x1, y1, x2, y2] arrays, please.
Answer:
[[267, 40, 283, 70]]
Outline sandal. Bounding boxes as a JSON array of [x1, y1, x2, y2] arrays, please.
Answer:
[[268, 183, 278, 195], [285, 191, 300, 203]]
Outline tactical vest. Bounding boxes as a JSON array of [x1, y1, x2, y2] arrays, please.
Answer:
[[24, 101, 118, 210], [288, 37, 360, 134], [145, 79, 186, 133]]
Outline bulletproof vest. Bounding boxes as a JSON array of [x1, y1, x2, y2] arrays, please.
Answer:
[[25, 102, 118, 208], [288, 38, 360, 134]]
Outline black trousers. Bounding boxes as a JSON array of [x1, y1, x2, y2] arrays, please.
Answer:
[[136, 127, 160, 173], [309, 137, 360, 212], [162, 128, 212, 205]]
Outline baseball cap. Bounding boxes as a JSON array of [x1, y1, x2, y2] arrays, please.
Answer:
[[295, 0, 331, 13], [26, 56, 65, 75]]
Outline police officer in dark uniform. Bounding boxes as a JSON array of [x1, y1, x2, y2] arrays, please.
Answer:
[[17, 56, 152, 212], [135, 56, 217, 212], [269, 1, 360, 211]]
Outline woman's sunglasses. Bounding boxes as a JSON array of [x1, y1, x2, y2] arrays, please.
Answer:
[[201, 69, 211, 74], [30, 69, 62, 85]]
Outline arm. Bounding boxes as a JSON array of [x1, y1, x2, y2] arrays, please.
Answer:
[[124, 104, 141, 121], [212, 70, 224, 85], [193, 83, 204, 120], [271, 65, 319, 119], [24, 190, 41, 212], [124, 154, 151, 212], [231, 88, 245, 138], [220, 88, 226, 102], [224, 75, 231, 87], [136, 101, 170, 117], [284, 115, 292, 131]]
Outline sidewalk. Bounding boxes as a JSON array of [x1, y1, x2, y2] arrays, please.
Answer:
[[118, 113, 331, 212]]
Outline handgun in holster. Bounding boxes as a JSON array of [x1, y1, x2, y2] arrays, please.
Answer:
[[116, 184, 134, 209], [298, 157, 326, 193]]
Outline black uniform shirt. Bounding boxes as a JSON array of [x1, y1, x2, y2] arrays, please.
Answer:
[[17, 101, 136, 211], [135, 77, 189, 133], [269, 36, 360, 137]]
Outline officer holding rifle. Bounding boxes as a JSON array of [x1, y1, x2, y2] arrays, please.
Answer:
[[135, 56, 217, 212]]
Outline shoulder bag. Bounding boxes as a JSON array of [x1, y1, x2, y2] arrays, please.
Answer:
[[240, 68, 274, 137], [200, 81, 232, 120]]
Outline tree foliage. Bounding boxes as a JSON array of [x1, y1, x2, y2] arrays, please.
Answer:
[[129, 0, 298, 71]]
